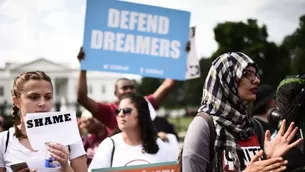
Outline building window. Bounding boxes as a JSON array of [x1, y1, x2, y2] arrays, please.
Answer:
[[88, 85, 93, 94], [101, 85, 106, 93], [0, 86, 3, 96]]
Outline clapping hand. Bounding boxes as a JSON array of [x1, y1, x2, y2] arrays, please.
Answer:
[[244, 150, 287, 172], [264, 120, 303, 158]]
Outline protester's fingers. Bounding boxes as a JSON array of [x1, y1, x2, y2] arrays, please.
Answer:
[[250, 150, 263, 163], [48, 146, 67, 163], [47, 143, 68, 161], [185, 41, 191, 52], [278, 120, 286, 136], [77, 47, 85, 60], [49, 152, 66, 163], [261, 157, 284, 166], [283, 122, 295, 140], [287, 127, 299, 142], [289, 138, 303, 148], [265, 130, 271, 143], [47, 142, 59, 149], [48, 149, 67, 163], [270, 165, 287, 172], [17, 168, 30, 172], [47, 143, 67, 153], [264, 160, 288, 171]]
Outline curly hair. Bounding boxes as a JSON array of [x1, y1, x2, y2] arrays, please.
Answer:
[[119, 94, 159, 154], [11, 71, 52, 139]]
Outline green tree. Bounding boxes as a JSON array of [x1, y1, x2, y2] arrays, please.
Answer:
[[283, 14, 305, 74], [136, 56, 213, 108], [136, 77, 185, 108], [136, 77, 161, 96], [212, 19, 291, 87]]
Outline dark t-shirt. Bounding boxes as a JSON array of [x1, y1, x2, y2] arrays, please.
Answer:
[[255, 118, 273, 133], [283, 146, 305, 171]]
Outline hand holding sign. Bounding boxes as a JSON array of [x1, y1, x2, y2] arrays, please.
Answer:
[[25, 110, 82, 150], [77, 47, 85, 62], [46, 143, 69, 169]]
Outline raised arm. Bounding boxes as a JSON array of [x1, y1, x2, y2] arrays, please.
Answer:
[[76, 70, 99, 115], [151, 40, 190, 106], [76, 48, 115, 128], [152, 79, 176, 106], [76, 49, 99, 116]]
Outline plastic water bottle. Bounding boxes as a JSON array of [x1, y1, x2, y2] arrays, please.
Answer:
[[45, 157, 60, 168], [44, 149, 61, 171]]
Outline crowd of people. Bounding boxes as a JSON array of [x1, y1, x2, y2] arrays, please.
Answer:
[[0, 49, 304, 172]]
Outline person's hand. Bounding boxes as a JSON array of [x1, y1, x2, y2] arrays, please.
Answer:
[[264, 120, 303, 158], [185, 41, 190, 53], [77, 47, 85, 62], [243, 150, 287, 172], [46, 143, 69, 169], [16, 168, 37, 172], [158, 132, 169, 142]]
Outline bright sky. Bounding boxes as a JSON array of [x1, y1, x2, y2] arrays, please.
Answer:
[[0, 0, 304, 68]]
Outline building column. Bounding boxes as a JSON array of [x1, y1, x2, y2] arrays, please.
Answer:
[[67, 78, 75, 110]]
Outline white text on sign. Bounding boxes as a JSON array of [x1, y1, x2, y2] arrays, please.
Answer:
[[91, 8, 181, 59]]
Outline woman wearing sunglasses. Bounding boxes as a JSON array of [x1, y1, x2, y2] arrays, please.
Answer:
[[88, 94, 177, 170]]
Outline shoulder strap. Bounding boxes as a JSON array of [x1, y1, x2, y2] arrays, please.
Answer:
[[109, 137, 115, 167], [197, 112, 216, 172], [253, 118, 265, 150], [5, 130, 10, 153], [177, 113, 216, 172]]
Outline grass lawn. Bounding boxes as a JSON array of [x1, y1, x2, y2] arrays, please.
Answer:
[[168, 116, 194, 133]]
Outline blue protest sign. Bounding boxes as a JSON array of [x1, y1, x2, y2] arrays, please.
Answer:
[[82, 0, 190, 80]]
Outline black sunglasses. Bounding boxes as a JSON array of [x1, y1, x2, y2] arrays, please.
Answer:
[[115, 107, 133, 116]]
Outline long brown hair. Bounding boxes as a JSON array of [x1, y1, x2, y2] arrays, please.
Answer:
[[11, 71, 52, 139]]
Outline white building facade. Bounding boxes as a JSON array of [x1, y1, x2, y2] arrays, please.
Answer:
[[0, 58, 126, 112]]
